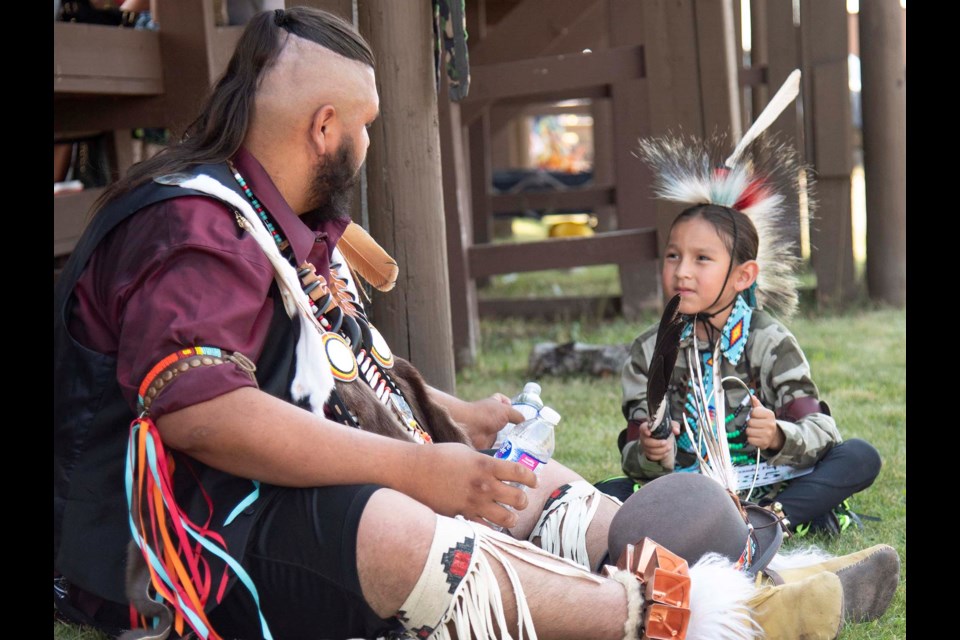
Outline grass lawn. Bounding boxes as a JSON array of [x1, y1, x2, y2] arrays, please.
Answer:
[[457, 303, 906, 640], [56, 304, 906, 639]]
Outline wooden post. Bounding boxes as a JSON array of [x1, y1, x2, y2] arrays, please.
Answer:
[[439, 74, 480, 370], [636, 0, 703, 259], [749, 0, 770, 119], [763, 0, 802, 144], [358, 0, 457, 392], [106, 129, 135, 182], [859, 1, 906, 306], [591, 96, 616, 232], [694, 0, 742, 141], [155, 1, 221, 137], [468, 112, 493, 288], [609, 0, 660, 318], [801, 0, 856, 306], [292, 0, 354, 21], [754, 0, 804, 261]]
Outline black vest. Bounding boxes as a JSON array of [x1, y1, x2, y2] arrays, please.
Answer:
[[54, 163, 299, 605]]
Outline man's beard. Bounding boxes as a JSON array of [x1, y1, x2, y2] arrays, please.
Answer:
[[306, 139, 360, 222]]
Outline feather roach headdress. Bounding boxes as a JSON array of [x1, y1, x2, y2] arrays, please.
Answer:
[[638, 70, 812, 319]]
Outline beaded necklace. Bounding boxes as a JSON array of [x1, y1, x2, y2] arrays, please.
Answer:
[[677, 294, 754, 467], [227, 161, 433, 444]]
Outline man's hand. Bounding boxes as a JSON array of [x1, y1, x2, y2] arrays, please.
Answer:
[[638, 419, 680, 462], [745, 395, 784, 451], [405, 442, 537, 530], [467, 394, 525, 449], [427, 387, 524, 450]]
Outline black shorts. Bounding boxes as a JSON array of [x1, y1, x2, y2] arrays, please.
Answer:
[[209, 483, 404, 640]]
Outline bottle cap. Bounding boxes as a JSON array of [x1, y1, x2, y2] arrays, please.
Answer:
[[539, 406, 561, 425], [523, 382, 542, 395]]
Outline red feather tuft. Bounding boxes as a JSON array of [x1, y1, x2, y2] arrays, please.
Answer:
[[733, 177, 770, 211]]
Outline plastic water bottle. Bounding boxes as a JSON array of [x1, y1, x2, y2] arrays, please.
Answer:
[[491, 407, 561, 528], [493, 382, 544, 449]]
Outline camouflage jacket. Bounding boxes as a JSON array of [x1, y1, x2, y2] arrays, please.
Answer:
[[620, 310, 841, 482]]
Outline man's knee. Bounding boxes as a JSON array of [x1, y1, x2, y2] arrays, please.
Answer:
[[839, 439, 882, 487], [357, 488, 437, 617]]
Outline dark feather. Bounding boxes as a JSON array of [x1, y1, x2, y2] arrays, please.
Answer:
[[648, 294, 684, 439], [653, 293, 682, 351]]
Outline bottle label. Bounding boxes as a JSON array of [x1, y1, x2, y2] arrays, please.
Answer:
[[494, 440, 546, 473]]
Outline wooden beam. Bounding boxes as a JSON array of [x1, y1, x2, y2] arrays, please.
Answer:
[[464, 45, 643, 105], [471, 0, 603, 65], [158, 1, 222, 136], [538, 0, 610, 57], [490, 185, 615, 214], [859, 0, 906, 306], [54, 22, 163, 96], [467, 229, 658, 278], [479, 295, 622, 320], [54, 188, 104, 257], [358, 0, 457, 392], [463, 86, 609, 125], [54, 96, 167, 133]]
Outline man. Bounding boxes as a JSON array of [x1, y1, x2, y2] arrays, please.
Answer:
[[54, 7, 894, 640]]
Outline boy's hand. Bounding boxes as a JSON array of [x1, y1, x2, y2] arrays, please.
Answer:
[[745, 395, 785, 452], [639, 419, 680, 462]]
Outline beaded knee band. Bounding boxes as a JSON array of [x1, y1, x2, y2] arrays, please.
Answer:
[[137, 346, 257, 414]]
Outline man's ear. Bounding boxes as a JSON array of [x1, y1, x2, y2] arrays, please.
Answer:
[[733, 259, 759, 292], [309, 105, 337, 156]]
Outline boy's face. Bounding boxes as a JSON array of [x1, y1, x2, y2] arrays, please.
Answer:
[[661, 217, 740, 316]]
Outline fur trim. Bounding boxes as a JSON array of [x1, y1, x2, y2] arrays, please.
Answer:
[[766, 546, 833, 572], [391, 357, 472, 445], [687, 553, 761, 640], [609, 570, 643, 640]]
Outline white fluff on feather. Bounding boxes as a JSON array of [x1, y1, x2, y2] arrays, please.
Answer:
[[688, 553, 761, 640]]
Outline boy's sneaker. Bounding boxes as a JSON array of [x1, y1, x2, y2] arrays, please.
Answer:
[[793, 501, 864, 538], [793, 511, 841, 538], [833, 499, 864, 533]]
